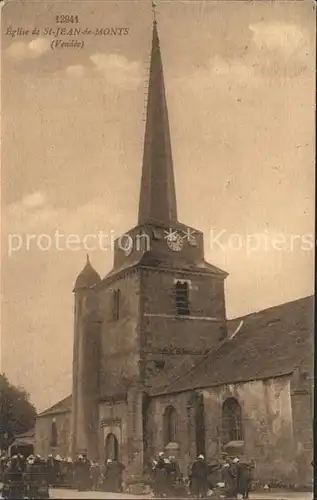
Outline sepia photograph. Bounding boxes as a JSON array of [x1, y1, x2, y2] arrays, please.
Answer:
[[1, 0, 315, 498]]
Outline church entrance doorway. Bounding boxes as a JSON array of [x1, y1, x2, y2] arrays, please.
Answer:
[[105, 433, 119, 461]]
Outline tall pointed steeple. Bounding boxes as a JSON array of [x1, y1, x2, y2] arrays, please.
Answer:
[[138, 18, 178, 225]]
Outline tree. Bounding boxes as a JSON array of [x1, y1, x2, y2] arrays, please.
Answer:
[[0, 373, 36, 450]]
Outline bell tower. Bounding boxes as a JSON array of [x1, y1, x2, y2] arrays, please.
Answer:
[[97, 15, 228, 472], [71, 11, 228, 476]]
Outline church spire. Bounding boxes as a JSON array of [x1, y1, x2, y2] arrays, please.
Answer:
[[138, 15, 178, 225]]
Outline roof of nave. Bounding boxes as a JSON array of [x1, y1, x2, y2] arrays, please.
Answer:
[[37, 395, 72, 418], [150, 295, 314, 396]]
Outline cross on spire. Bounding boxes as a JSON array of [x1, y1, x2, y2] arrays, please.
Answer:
[[152, 1, 157, 24]]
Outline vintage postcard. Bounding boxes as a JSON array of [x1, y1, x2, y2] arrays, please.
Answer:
[[1, 0, 315, 498]]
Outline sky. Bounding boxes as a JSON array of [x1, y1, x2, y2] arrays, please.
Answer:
[[1, 0, 315, 412]]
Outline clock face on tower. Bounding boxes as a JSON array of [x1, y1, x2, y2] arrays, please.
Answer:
[[166, 232, 184, 252]]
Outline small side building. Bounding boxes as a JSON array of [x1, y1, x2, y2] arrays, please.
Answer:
[[9, 429, 35, 458], [35, 395, 72, 458]]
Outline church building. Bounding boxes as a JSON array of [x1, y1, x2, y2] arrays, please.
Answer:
[[35, 18, 313, 488]]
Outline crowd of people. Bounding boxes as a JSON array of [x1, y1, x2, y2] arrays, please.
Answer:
[[0, 450, 254, 499], [146, 452, 254, 498], [0, 452, 125, 499]]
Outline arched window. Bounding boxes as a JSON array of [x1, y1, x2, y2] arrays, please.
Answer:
[[105, 433, 118, 461], [175, 281, 190, 315], [50, 418, 58, 447], [222, 397, 243, 443], [163, 406, 178, 445]]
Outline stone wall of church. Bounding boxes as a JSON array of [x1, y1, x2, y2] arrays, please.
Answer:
[[146, 392, 193, 476], [150, 375, 311, 485], [290, 368, 313, 486], [98, 270, 141, 397], [201, 376, 296, 484], [35, 411, 71, 458]]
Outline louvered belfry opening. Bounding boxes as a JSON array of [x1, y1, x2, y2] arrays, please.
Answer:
[[175, 281, 190, 316]]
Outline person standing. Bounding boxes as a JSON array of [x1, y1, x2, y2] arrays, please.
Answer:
[[46, 455, 55, 488], [112, 458, 125, 492], [4, 455, 25, 499], [25, 455, 49, 499], [237, 460, 254, 499], [190, 454, 208, 498], [102, 458, 117, 492], [64, 457, 74, 488], [153, 452, 169, 497], [221, 459, 237, 499], [230, 457, 240, 498], [90, 461, 101, 491], [81, 454, 91, 490], [74, 455, 85, 491], [150, 459, 159, 496], [53, 455, 62, 487]]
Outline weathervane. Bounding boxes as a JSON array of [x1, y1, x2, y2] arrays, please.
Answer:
[[152, 0, 157, 24]]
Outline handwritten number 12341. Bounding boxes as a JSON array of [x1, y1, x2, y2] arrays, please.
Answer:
[[56, 15, 79, 24]]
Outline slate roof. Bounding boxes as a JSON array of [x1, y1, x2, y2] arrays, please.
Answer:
[[10, 429, 35, 447], [102, 253, 227, 285], [74, 256, 101, 291], [37, 395, 72, 418], [138, 255, 227, 276], [151, 295, 314, 396], [147, 354, 199, 394]]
